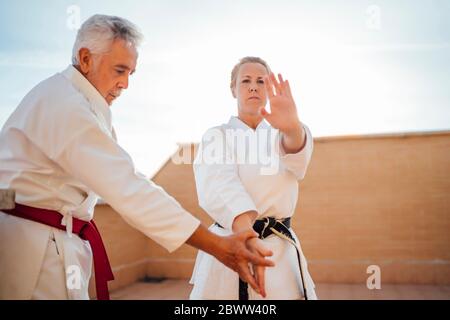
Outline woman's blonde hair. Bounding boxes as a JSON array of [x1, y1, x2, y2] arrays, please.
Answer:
[[230, 56, 271, 90]]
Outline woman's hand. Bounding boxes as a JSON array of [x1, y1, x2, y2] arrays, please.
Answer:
[[261, 73, 301, 133], [261, 73, 306, 154], [246, 237, 273, 298]]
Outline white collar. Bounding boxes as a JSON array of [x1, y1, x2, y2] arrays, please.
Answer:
[[228, 116, 270, 131], [60, 65, 112, 130]]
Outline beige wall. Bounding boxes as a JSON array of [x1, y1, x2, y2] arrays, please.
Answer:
[[92, 131, 450, 296]]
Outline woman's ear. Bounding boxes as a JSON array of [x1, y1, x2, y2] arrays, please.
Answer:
[[230, 84, 237, 98], [78, 48, 93, 75]]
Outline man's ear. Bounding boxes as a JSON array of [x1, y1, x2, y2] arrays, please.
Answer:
[[78, 48, 93, 75]]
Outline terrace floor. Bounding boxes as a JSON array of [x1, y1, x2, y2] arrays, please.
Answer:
[[110, 279, 450, 300]]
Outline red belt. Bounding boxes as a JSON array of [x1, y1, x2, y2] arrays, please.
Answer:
[[3, 203, 114, 300]]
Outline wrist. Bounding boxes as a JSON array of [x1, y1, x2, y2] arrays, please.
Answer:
[[232, 210, 258, 233], [283, 120, 302, 137], [281, 121, 306, 154], [187, 224, 223, 255]]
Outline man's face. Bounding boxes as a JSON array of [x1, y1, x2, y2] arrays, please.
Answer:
[[232, 62, 268, 116], [83, 39, 138, 105]]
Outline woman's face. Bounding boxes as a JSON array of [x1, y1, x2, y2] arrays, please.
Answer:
[[232, 62, 268, 117]]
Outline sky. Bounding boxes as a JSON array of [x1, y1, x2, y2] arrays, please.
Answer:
[[0, 0, 449, 176]]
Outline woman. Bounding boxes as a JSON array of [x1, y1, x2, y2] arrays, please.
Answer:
[[189, 57, 317, 300]]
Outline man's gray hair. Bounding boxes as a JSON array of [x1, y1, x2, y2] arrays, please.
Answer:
[[72, 14, 143, 65]]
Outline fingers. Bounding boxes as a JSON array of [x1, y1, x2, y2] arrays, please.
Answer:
[[238, 229, 259, 241], [277, 73, 284, 84], [257, 244, 273, 257], [238, 263, 260, 294], [254, 243, 269, 297], [284, 79, 293, 98], [250, 238, 273, 257], [234, 230, 274, 266], [270, 73, 282, 96], [264, 75, 275, 99], [229, 230, 274, 296], [254, 266, 266, 298], [265, 72, 292, 100], [245, 249, 275, 267]]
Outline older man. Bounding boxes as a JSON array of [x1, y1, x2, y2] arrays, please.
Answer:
[[0, 14, 273, 300]]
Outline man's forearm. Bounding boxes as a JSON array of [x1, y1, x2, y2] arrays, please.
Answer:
[[185, 224, 225, 256]]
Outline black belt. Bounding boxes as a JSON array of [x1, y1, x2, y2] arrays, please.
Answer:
[[215, 217, 309, 300]]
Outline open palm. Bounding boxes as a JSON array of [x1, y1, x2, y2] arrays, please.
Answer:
[[260, 73, 301, 134]]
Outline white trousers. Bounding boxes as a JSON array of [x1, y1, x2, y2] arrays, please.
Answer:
[[0, 211, 92, 300], [31, 231, 69, 299], [31, 229, 92, 300]]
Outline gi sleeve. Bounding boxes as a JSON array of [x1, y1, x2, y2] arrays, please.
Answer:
[[31, 103, 200, 253], [193, 127, 257, 230], [279, 124, 314, 181]]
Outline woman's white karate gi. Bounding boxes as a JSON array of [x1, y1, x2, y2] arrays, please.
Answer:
[[189, 57, 318, 300]]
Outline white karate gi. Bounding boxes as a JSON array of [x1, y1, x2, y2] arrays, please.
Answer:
[[0, 65, 200, 299], [189, 116, 317, 300]]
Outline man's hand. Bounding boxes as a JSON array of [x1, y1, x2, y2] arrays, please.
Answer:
[[186, 225, 274, 295], [229, 210, 273, 295], [218, 229, 274, 295]]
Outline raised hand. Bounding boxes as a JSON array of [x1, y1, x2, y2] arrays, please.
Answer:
[[260, 73, 301, 135], [261, 73, 306, 153]]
